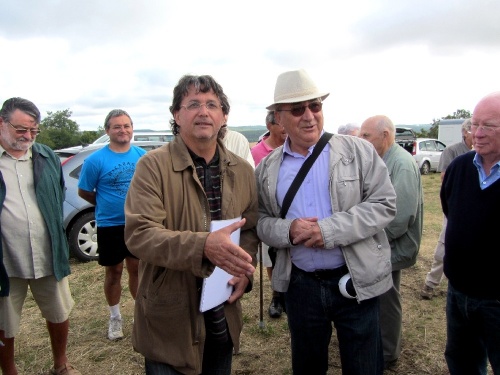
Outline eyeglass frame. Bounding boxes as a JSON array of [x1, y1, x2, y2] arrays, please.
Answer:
[[5, 120, 41, 136], [276, 101, 323, 117], [470, 123, 500, 134], [180, 101, 224, 112]]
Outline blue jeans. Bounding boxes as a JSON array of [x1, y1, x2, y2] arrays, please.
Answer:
[[286, 266, 383, 375], [145, 334, 233, 375], [445, 283, 500, 375]]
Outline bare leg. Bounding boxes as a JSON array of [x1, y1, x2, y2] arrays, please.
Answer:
[[0, 331, 17, 375], [104, 263, 124, 307], [46, 320, 69, 369], [125, 257, 139, 300]]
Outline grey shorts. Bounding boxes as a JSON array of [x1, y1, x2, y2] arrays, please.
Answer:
[[0, 276, 75, 338]]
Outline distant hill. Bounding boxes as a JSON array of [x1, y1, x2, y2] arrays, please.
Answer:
[[228, 126, 266, 143]]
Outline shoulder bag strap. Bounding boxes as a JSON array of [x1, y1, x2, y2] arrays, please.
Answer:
[[280, 132, 333, 219]]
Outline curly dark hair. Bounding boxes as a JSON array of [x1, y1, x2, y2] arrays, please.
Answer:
[[169, 74, 230, 136]]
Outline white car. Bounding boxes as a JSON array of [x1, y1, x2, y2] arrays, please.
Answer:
[[92, 130, 174, 144], [410, 138, 447, 175], [56, 131, 174, 156]]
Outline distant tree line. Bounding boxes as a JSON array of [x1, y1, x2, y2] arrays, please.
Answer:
[[36, 109, 104, 150]]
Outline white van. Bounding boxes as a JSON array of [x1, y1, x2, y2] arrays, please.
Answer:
[[438, 119, 464, 146], [92, 130, 174, 144]]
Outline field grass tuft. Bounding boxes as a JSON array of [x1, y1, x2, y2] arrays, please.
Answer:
[[12, 174, 493, 374]]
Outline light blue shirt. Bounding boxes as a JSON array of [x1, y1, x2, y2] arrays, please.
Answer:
[[473, 153, 500, 189], [277, 136, 345, 272]]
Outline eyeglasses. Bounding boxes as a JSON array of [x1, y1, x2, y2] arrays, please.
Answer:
[[6, 120, 41, 136], [110, 124, 132, 131], [180, 101, 223, 112], [277, 102, 322, 117], [470, 124, 500, 134]]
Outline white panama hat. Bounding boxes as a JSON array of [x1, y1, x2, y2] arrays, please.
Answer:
[[266, 69, 329, 110]]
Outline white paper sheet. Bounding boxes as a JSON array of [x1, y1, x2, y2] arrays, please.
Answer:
[[199, 217, 242, 312]]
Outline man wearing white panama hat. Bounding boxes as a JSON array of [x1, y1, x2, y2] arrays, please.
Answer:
[[255, 69, 397, 374]]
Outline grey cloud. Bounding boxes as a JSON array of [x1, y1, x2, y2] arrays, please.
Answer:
[[0, 0, 169, 48], [349, 1, 500, 54]]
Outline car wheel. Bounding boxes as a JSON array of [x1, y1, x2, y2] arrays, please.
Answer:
[[420, 161, 430, 175], [68, 211, 98, 262]]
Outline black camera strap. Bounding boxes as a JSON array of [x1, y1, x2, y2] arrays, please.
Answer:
[[280, 132, 333, 218]]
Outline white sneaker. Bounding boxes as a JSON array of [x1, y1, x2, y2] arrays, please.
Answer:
[[108, 317, 123, 341]]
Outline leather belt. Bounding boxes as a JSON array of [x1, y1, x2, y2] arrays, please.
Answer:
[[293, 264, 349, 280]]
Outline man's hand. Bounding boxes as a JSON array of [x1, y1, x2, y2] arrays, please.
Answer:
[[204, 218, 255, 277], [289, 217, 323, 248], [227, 275, 250, 303]]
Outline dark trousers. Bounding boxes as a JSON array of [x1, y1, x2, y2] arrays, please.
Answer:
[[445, 283, 500, 375], [145, 335, 233, 375], [285, 265, 384, 375]]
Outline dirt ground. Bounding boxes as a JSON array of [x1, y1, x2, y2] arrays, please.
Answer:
[[14, 174, 491, 374]]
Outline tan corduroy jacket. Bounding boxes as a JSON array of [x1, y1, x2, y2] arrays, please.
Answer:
[[125, 136, 259, 375]]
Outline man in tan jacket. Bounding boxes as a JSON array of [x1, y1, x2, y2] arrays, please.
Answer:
[[125, 74, 259, 375]]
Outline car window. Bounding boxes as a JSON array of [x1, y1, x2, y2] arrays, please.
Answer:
[[134, 135, 174, 142], [92, 134, 109, 144], [436, 141, 446, 151], [424, 141, 436, 151], [69, 165, 83, 179], [92, 132, 173, 144]]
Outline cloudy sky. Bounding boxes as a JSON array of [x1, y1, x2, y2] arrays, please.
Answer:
[[1, 0, 500, 133]]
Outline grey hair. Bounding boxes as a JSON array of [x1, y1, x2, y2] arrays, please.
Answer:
[[104, 109, 133, 130], [265, 111, 276, 125], [338, 122, 360, 135], [461, 118, 472, 133], [0, 97, 41, 123], [375, 116, 395, 136]]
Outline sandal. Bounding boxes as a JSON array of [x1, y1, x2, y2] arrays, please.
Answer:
[[50, 362, 82, 375]]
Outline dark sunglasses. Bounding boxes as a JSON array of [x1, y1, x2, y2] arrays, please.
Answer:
[[278, 102, 322, 117]]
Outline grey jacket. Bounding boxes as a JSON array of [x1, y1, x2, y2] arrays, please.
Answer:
[[383, 143, 423, 270], [255, 135, 397, 301]]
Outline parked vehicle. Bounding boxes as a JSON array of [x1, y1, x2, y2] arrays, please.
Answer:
[[56, 141, 167, 261], [58, 131, 174, 155], [438, 119, 464, 146], [410, 138, 447, 175], [395, 127, 417, 153], [92, 130, 174, 144]]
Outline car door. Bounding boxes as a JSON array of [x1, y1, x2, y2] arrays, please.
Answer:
[[426, 140, 441, 170], [432, 140, 446, 170]]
